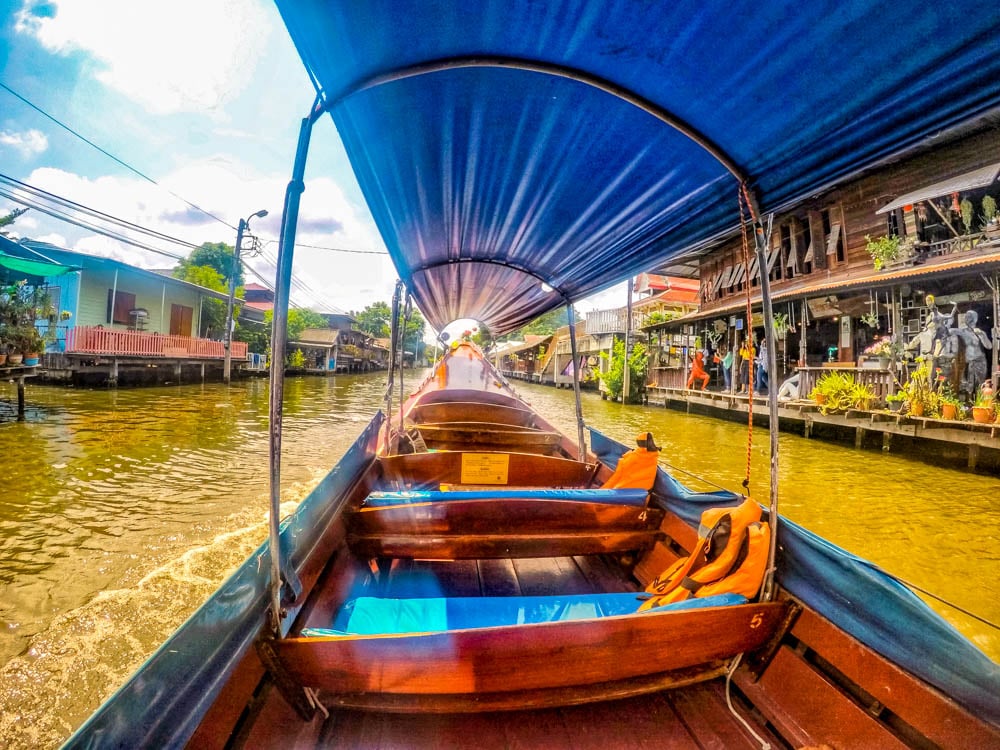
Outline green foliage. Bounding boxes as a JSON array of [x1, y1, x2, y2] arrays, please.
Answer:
[[865, 234, 902, 271], [960, 198, 975, 234], [401, 309, 426, 358], [982, 195, 997, 226], [597, 338, 649, 404], [520, 307, 571, 336], [176, 242, 242, 287], [809, 371, 876, 414], [643, 310, 679, 327], [355, 301, 392, 337], [899, 358, 940, 416], [0, 207, 28, 236], [287, 348, 306, 368], [286, 308, 329, 342]]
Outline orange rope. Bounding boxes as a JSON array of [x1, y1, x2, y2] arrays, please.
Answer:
[[738, 184, 755, 492]]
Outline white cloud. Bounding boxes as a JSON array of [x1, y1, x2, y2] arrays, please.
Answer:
[[0, 129, 49, 157], [23, 163, 392, 311], [15, 0, 271, 116]]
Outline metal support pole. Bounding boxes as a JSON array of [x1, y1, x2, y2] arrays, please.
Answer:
[[567, 304, 586, 459], [752, 214, 780, 602], [267, 102, 321, 635], [623, 279, 633, 401]]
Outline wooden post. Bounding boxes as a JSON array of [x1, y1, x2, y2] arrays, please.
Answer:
[[16, 375, 25, 421], [799, 299, 808, 366], [110, 358, 119, 387]]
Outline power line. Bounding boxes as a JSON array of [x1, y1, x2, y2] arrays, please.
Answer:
[[0, 81, 235, 230]]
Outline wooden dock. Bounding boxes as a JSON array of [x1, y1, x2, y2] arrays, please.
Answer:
[[648, 387, 1000, 473]]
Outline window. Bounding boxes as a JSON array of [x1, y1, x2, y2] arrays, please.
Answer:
[[107, 289, 136, 325], [822, 209, 845, 263]]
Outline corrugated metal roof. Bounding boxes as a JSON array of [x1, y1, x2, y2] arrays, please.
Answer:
[[877, 163, 1000, 214]]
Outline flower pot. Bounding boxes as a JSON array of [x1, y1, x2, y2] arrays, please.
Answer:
[[887, 400, 903, 413], [7, 353, 23, 366], [972, 406, 992, 424], [941, 403, 958, 420], [814, 393, 828, 406], [0, 353, 6, 367], [910, 402, 925, 417], [23, 353, 40, 366]]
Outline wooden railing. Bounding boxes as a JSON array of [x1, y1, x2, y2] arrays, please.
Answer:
[[797, 365, 895, 401], [66, 326, 247, 359]]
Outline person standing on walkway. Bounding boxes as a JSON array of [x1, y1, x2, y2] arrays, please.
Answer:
[[714, 344, 733, 391], [738, 337, 753, 393], [754, 337, 769, 395]]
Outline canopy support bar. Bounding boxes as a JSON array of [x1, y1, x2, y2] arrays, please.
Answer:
[[566, 304, 586, 460], [267, 99, 324, 635], [331, 55, 751, 185], [750, 211, 779, 603]]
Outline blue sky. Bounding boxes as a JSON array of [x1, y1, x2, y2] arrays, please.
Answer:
[[0, 0, 625, 330]]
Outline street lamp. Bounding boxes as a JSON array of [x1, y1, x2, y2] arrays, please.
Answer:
[[223, 208, 268, 383]]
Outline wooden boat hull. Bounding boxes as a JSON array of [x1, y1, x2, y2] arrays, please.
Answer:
[[276, 601, 788, 707]]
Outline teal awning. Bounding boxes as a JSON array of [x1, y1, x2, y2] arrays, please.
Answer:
[[0, 250, 78, 282]]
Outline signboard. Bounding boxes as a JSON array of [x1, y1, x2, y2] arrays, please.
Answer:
[[460, 453, 509, 484]]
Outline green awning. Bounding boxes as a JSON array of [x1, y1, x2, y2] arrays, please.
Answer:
[[0, 250, 78, 282]]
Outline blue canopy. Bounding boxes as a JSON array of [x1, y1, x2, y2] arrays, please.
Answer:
[[275, 1, 1000, 333]]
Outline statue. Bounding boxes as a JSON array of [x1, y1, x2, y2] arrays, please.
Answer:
[[949, 309, 993, 396]]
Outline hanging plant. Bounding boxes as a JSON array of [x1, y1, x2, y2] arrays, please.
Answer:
[[960, 198, 975, 234], [772, 312, 789, 338], [860, 311, 880, 329]]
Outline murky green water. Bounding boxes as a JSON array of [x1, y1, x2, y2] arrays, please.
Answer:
[[0, 372, 996, 748]]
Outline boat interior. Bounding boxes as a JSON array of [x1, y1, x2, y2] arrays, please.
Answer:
[[182, 347, 999, 749]]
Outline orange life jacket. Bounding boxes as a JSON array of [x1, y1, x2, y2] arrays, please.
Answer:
[[600, 448, 659, 490], [638, 497, 770, 611]]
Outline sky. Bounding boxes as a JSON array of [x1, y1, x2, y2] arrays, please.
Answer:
[[0, 0, 627, 338]]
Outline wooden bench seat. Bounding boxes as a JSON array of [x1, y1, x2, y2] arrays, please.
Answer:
[[348, 489, 664, 560]]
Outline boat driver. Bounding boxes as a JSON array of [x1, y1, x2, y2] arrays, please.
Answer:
[[601, 432, 661, 490]]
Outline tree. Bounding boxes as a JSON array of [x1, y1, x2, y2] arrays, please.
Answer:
[[355, 301, 392, 337], [0, 207, 28, 237], [172, 263, 229, 338], [598, 338, 649, 404], [286, 308, 329, 342], [177, 242, 243, 288], [401, 308, 426, 360]]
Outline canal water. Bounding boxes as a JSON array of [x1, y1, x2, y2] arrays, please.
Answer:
[[0, 372, 997, 748]]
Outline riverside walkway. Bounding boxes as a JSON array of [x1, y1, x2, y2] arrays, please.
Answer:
[[648, 386, 1000, 473]]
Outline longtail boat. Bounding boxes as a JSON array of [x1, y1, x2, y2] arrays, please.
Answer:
[[65, 2, 1000, 748]]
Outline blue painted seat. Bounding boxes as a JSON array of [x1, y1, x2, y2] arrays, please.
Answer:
[[363, 488, 649, 507], [300, 592, 747, 636]]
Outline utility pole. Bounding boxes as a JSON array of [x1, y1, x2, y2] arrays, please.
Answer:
[[224, 209, 268, 383]]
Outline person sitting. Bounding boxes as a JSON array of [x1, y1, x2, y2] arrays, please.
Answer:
[[601, 432, 661, 490], [687, 350, 710, 390]]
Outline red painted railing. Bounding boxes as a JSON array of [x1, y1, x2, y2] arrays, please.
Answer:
[[66, 326, 247, 360]]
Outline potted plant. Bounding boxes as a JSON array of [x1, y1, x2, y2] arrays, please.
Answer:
[[972, 383, 994, 423], [938, 387, 961, 420], [901, 358, 938, 417], [865, 234, 902, 271], [809, 371, 875, 414], [861, 335, 897, 368], [885, 391, 906, 413]]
